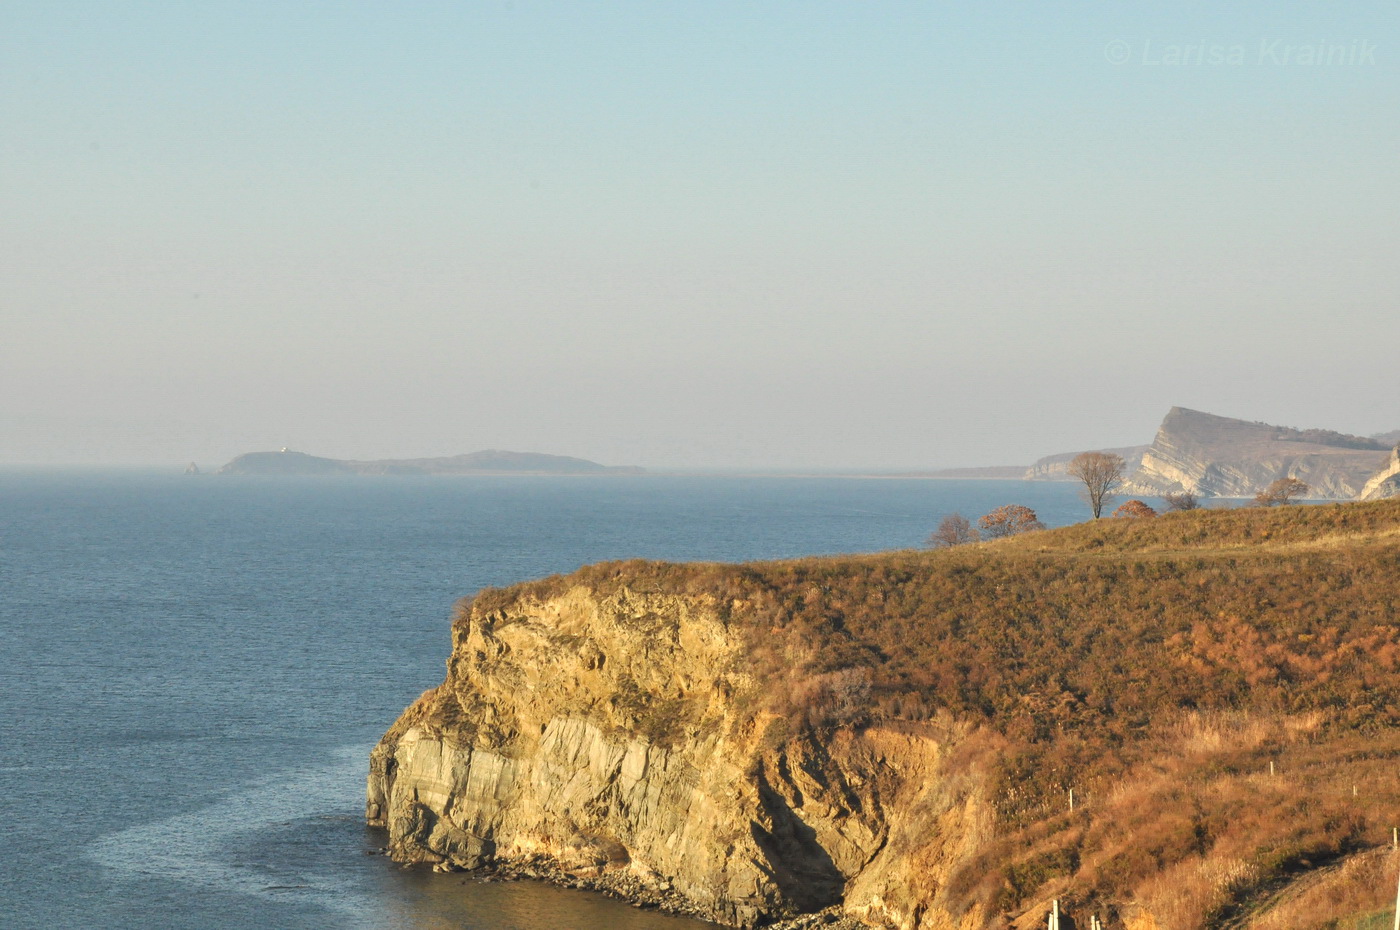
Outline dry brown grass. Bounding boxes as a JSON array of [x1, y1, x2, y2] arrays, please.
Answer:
[[461, 498, 1400, 927]]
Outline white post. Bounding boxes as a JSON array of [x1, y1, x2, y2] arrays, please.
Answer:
[[1053, 897, 1060, 930], [1392, 861, 1400, 930], [1069, 788, 1075, 812], [1269, 760, 1274, 777], [1392, 826, 1397, 850]]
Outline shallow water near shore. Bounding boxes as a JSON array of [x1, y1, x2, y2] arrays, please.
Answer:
[[0, 471, 1084, 929]]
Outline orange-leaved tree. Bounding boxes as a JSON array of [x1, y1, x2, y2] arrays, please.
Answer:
[[1112, 499, 1157, 519], [1253, 476, 1310, 507], [978, 504, 1045, 539]]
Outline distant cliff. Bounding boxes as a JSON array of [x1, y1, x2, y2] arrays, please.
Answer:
[[1123, 407, 1390, 499], [369, 501, 1400, 929], [1024, 445, 1150, 481], [1359, 444, 1400, 500], [216, 449, 643, 476]]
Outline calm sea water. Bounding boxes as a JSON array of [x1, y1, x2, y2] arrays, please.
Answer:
[[0, 472, 1085, 930]]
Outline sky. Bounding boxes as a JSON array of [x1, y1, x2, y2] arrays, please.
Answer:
[[3, 1, 1398, 470]]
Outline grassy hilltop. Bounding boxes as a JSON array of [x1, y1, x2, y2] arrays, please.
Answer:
[[466, 499, 1400, 928]]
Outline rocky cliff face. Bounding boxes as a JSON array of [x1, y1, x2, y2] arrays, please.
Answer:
[[1124, 407, 1389, 499], [1359, 445, 1400, 500], [367, 585, 998, 929]]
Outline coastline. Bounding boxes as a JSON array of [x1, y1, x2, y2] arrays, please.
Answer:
[[372, 847, 872, 930]]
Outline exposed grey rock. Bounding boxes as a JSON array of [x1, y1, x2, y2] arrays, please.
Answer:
[[1358, 445, 1400, 500], [1123, 407, 1390, 499]]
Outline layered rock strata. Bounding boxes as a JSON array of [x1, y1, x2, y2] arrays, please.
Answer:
[[367, 586, 995, 929], [1124, 407, 1389, 498], [1358, 444, 1400, 500]]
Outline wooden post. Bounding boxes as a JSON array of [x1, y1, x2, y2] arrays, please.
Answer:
[[1392, 826, 1397, 850], [1069, 788, 1075, 812], [1269, 760, 1274, 777]]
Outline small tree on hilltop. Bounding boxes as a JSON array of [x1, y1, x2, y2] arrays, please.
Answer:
[[1112, 499, 1157, 519], [927, 513, 979, 548], [978, 504, 1045, 539], [1068, 451, 1127, 519], [1161, 490, 1200, 511], [1254, 476, 1310, 507]]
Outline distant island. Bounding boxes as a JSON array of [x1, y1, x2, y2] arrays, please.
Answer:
[[215, 449, 643, 477]]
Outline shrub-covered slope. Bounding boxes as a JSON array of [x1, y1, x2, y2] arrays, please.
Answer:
[[372, 500, 1400, 930]]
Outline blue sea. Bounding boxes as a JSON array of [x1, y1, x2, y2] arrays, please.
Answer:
[[0, 472, 1086, 929]]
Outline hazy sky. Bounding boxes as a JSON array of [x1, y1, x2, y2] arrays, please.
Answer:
[[4, 2, 1397, 469]]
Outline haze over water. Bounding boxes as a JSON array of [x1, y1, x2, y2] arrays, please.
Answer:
[[5, 2, 1397, 471]]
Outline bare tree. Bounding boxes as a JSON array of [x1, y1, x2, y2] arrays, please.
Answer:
[[1161, 490, 1200, 511], [1253, 476, 1310, 506], [1068, 451, 1127, 519], [926, 513, 979, 548]]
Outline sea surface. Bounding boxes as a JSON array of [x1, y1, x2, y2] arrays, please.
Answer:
[[0, 472, 1086, 930]]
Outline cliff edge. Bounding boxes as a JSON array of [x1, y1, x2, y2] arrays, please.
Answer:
[[367, 583, 986, 927], [371, 501, 1400, 929], [1123, 407, 1389, 498], [1358, 444, 1400, 500]]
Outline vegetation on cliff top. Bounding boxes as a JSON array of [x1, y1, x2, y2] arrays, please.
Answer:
[[465, 499, 1400, 927]]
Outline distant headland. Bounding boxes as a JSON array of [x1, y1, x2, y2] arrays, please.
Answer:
[[923, 406, 1400, 501], [214, 449, 643, 477]]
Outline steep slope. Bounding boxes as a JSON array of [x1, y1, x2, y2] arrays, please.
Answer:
[[1124, 407, 1389, 498], [370, 500, 1400, 930], [1358, 445, 1400, 500]]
